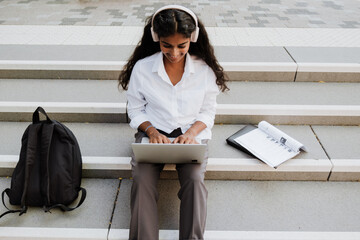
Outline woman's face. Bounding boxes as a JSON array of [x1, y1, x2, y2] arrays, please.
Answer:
[[159, 33, 190, 65]]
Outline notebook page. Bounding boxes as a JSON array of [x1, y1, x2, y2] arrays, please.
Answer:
[[258, 121, 304, 152], [234, 128, 299, 168]]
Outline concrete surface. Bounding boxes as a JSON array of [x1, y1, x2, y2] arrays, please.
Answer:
[[0, 122, 136, 157], [0, 45, 295, 63], [0, 177, 118, 229], [0, 0, 359, 28], [0, 45, 134, 62], [111, 179, 360, 232], [3, 80, 359, 106], [0, 79, 126, 102], [286, 47, 360, 63], [214, 46, 294, 63], [295, 72, 360, 83], [0, 122, 327, 160], [312, 126, 360, 181], [0, 122, 335, 180], [311, 126, 360, 160], [285, 47, 360, 82], [218, 81, 360, 105]]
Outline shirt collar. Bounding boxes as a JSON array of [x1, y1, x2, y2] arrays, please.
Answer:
[[185, 53, 195, 76], [152, 52, 195, 76]]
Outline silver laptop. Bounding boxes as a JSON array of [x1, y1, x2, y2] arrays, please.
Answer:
[[131, 138, 207, 164]]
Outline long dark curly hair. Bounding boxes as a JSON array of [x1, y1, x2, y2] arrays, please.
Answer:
[[118, 8, 229, 92]]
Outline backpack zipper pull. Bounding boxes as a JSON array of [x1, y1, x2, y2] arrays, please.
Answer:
[[43, 205, 52, 213]]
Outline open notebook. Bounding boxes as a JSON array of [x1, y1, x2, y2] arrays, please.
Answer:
[[227, 121, 306, 168]]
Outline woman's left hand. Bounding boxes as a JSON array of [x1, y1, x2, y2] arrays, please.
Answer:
[[173, 132, 199, 144]]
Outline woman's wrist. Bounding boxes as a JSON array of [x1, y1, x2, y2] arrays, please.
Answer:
[[144, 124, 154, 133], [184, 121, 207, 137], [185, 126, 199, 137], [139, 122, 158, 136], [184, 129, 196, 138], [146, 126, 158, 137]]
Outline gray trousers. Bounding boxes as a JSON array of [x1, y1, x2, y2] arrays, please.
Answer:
[[129, 131, 208, 240]]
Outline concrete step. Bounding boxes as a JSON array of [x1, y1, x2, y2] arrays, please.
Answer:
[[0, 177, 116, 239], [1, 79, 359, 125], [0, 45, 359, 82], [3, 228, 360, 240], [2, 228, 360, 240], [0, 45, 295, 82], [112, 179, 360, 234], [1, 121, 359, 181], [286, 47, 360, 82], [217, 81, 360, 125], [2, 178, 360, 239]]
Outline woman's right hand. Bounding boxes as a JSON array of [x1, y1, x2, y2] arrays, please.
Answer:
[[147, 128, 171, 144]]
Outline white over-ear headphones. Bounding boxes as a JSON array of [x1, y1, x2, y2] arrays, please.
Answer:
[[151, 5, 199, 42]]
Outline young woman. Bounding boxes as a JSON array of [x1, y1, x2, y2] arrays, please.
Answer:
[[119, 5, 228, 240]]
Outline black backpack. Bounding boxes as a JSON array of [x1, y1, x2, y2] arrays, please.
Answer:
[[1, 107, 86, 218]]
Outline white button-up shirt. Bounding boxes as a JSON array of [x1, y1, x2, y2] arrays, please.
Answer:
[[127, 52, 219, 140]]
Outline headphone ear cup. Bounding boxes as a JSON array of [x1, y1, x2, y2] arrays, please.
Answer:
[[191, 27, 199, 42], [151, 27, 159, 42]]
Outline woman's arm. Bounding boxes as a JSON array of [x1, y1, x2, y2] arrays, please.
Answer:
[[139, 121, 171, 144], [173, 121, 206, 144]]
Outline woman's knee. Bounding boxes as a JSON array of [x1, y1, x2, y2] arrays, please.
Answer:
[[177, 163, 206, 183], [177, 174, 207, 200]]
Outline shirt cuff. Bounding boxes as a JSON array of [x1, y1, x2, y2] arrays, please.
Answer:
[[196, 114, 215, 129], [129, 113, 149, 130]]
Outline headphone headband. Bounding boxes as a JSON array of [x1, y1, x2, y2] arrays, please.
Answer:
[[151, 5, 199, 42]]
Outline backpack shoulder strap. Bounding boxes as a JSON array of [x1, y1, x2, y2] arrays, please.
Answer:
[[0, 122, 41, 218], [19, 124, 42, 215], [40, 123, 55, 206], [43, 187, 86, 212], [0, 189, 27, 218]]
